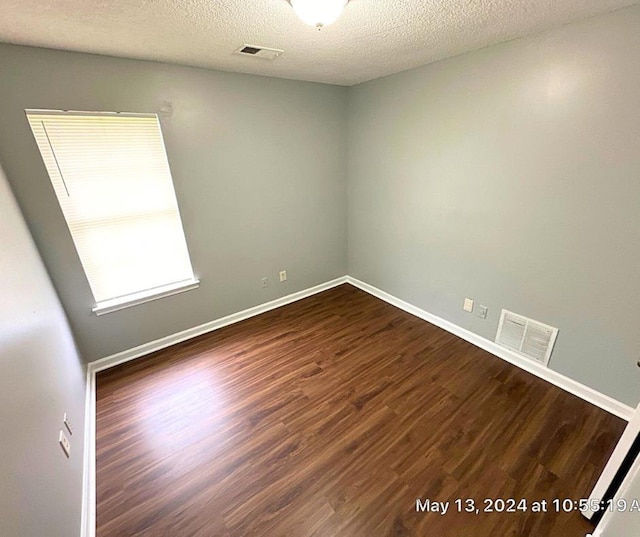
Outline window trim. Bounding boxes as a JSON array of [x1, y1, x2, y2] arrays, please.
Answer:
[[92, 278, 200, 316]]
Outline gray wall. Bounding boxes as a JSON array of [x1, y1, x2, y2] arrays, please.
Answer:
[[0, 44, 348, 362], [348, 6, 640, 406], [0, 163, 86, 537]]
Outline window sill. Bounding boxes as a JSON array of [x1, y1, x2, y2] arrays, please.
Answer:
[[92, 279, 200, 316]]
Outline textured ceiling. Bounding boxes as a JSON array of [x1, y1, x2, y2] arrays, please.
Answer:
[[0, 0, 637, 86]]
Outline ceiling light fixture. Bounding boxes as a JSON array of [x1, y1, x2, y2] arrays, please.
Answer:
[[289, 0, 350, 30]]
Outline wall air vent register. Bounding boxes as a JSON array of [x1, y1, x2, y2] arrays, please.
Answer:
[[496, 309, 559, 366]]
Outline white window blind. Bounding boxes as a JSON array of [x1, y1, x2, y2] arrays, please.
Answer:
[[26, 110, 198, 314]]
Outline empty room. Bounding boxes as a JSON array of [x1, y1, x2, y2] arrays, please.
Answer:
[[1, 1, 639, 536]]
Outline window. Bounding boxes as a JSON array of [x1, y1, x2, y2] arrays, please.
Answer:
[[26, 110, 198, 315]]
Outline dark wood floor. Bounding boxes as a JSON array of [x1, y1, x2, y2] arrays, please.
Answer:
[[96, 284, 625, 536]]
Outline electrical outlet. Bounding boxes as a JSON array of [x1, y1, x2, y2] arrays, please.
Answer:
[[463, 298, 474, 313], [477, 305, 488, 319], [261, 277, 269, 288], [63, 413, 73, 435], [59, 430, 71, 458], [279, 270, 287, 282]]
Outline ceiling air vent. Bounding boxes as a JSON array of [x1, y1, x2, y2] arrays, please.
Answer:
[[234, 44, 284, 60], [495, 309, 558, 366]]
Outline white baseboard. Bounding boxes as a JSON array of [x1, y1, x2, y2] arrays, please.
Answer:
[[346, 276, 634, 422], [80, 364, 96, 537]]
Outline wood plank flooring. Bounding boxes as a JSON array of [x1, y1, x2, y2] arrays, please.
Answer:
[[96, 284, 625, 536]]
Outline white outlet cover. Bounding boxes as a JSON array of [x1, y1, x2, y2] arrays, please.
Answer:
[[279, 270, 287, 282], [463, 298, 474, 312], [59, 430, 71, 458]]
